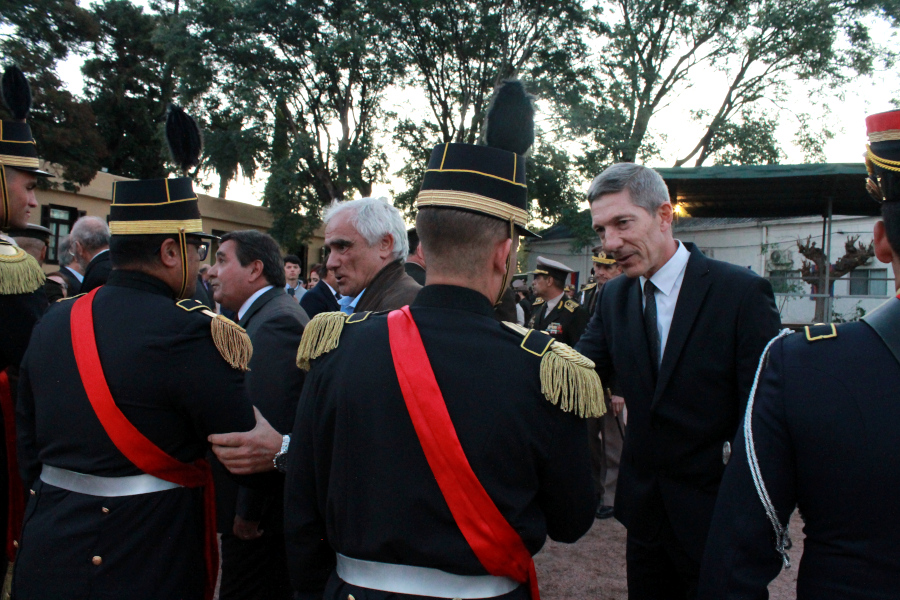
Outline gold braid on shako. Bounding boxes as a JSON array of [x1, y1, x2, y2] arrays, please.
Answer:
[[865, 110, 900, 204]]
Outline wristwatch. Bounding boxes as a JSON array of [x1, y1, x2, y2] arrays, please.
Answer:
[[273, 434, 291, 473]]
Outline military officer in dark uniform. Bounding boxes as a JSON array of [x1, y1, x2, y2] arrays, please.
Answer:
[[282, 80, 602, 600], [697, 109, 900, 599], [0, 66, 50, 574], [528, 256, 590, 346], [580, 247, 621, 316], [13, 105, 262, 600]]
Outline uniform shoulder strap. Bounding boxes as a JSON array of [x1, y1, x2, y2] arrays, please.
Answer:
[[175, 299, 252, 372], [0, 240, 45, 295]]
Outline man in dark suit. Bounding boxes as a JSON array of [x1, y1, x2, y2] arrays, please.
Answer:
[[575, 162, 781, 599], [300, 262, 341, 318], [71, 216, 111, 293], [57, 235, 83, 296], [207, 229, 309, 600], [404, 227, 427, 285], [697, 108, 900, 600]]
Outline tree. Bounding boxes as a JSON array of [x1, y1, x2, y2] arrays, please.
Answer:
[[188, 0, 401, 244], [0, 0, 106, 188], [798, 234, 874, 322], [559, 0, 897, 178], [380, 0, 592, 217], [82, 0, 170, 179]]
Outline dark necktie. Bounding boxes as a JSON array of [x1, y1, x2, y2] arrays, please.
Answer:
[[287, 287, 295, 297], [643, 280, 660, 376]]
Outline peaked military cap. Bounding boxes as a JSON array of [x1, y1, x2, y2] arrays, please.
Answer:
[[591, 245, 616, 265], [865, 109, 900, 204], [533, 256, 575, 281]]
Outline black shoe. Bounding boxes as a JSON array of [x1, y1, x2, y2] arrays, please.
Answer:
[[595, 505, 614, 520]]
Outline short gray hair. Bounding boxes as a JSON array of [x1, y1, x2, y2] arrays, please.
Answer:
[[586, 163, 670, 214], [323, 197, 408, 261], [71, 216, 111, 252], [58, 235, 74, 267]]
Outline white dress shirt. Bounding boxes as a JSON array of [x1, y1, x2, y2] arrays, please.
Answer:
[[238, 285, 274, 321], [640, 241, 690, 366]]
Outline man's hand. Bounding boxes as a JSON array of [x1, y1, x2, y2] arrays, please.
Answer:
[[233, 515, 264, 541], [611, 395, 625, 417], [208, 407, 282, 474]]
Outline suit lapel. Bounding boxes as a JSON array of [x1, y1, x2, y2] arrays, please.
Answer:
[[652, 246, 711, 409], [239, 287, 283, 328]]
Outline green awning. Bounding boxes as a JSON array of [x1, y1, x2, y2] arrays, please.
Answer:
[[656, 163, 876, 218]]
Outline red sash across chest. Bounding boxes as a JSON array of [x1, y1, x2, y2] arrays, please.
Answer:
[[70, 288, 217, 600], [387, 306, 540, 599]]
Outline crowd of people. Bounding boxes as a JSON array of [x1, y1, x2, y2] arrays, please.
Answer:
[[1, 63, 900, 600]]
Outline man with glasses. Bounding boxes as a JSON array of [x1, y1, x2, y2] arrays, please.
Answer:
[[13, 106, 261, 600]]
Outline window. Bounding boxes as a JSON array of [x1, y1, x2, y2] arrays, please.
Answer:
[[768, 269, 802, 294], [40, 205, 81, 265], [849, 269, 888, 296]]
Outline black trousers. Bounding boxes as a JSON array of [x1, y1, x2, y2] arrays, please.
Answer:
[[219, 529, 292, 600], [625, 511, 700, 600]]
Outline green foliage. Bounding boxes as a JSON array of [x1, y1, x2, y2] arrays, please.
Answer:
[[82, 0, 169, 179], [707, 110, 785, 166], [0, 0, 105, 187], [187, 0, 401, 245]]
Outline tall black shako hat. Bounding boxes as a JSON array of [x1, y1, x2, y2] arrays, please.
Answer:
[[110, 104, 214, 298], [1, 65, 51, 229], [866, 109, 900, 204], [416, 79, 537, 238]]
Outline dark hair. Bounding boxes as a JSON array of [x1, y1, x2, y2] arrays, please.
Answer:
[[310, 262, 327, 278], [221, 230, 286, 287], [415, 208, 507, 277], [407, 228, 419, 255], [110, 234, 171, 269], [883, 202, 900, 256], [110, 233, 207, 269], [283, 254, 301, 267]]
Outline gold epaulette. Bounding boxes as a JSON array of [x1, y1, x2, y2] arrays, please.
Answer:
[[175, 299, 252, 371], [502, 322, 605, 418], [295, 310, 372, 371], [0, 241, 45, 295], [582, 282, 597, 291], [532, 297, 545, 306], [804, 323, 838, 342], [564, 300, 579, 312]]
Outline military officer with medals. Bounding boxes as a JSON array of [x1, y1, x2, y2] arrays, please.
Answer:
[[528, 256, 590, 346], [697, 109, 900, 599], [13, 105, 261, 600], [282, 80, 602, 600]]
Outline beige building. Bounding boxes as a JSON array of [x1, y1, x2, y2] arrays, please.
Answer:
[[29, 171, 325, 276]]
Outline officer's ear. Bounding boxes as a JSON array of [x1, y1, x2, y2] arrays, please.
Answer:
[[158, 238, 182, 268], [874, 220, 894, 264]]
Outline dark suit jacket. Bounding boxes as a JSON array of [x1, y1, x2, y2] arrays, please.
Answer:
[[404, 261, 426, 286], [80, 250, 111, 294], [355, 259, 421, 313], [575, 243, 780, 560], [214, 287, 309, 531], [58, 266, 82, 296], [299, 280, 340, 319]]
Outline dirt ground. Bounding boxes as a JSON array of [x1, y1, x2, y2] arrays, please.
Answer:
[[535, 512, 804, 599]]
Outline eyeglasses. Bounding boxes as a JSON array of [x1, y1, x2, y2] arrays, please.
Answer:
[[193, 242, 209, 261]]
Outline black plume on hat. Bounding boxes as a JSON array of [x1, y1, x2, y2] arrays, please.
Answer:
[[481, 80, 534, 155], [1, 65, 32, 121], [165, 104, 203, 175]]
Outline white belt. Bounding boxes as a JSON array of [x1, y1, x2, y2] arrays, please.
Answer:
[[40, 464, 182, 497], [335, 553, 519, 599]]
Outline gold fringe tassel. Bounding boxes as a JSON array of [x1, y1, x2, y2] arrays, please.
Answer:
[[296, 311, 349, 371], [210, 314, 253, 372], [0, 247, 45, 295], [540, 342, 606, 418]]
